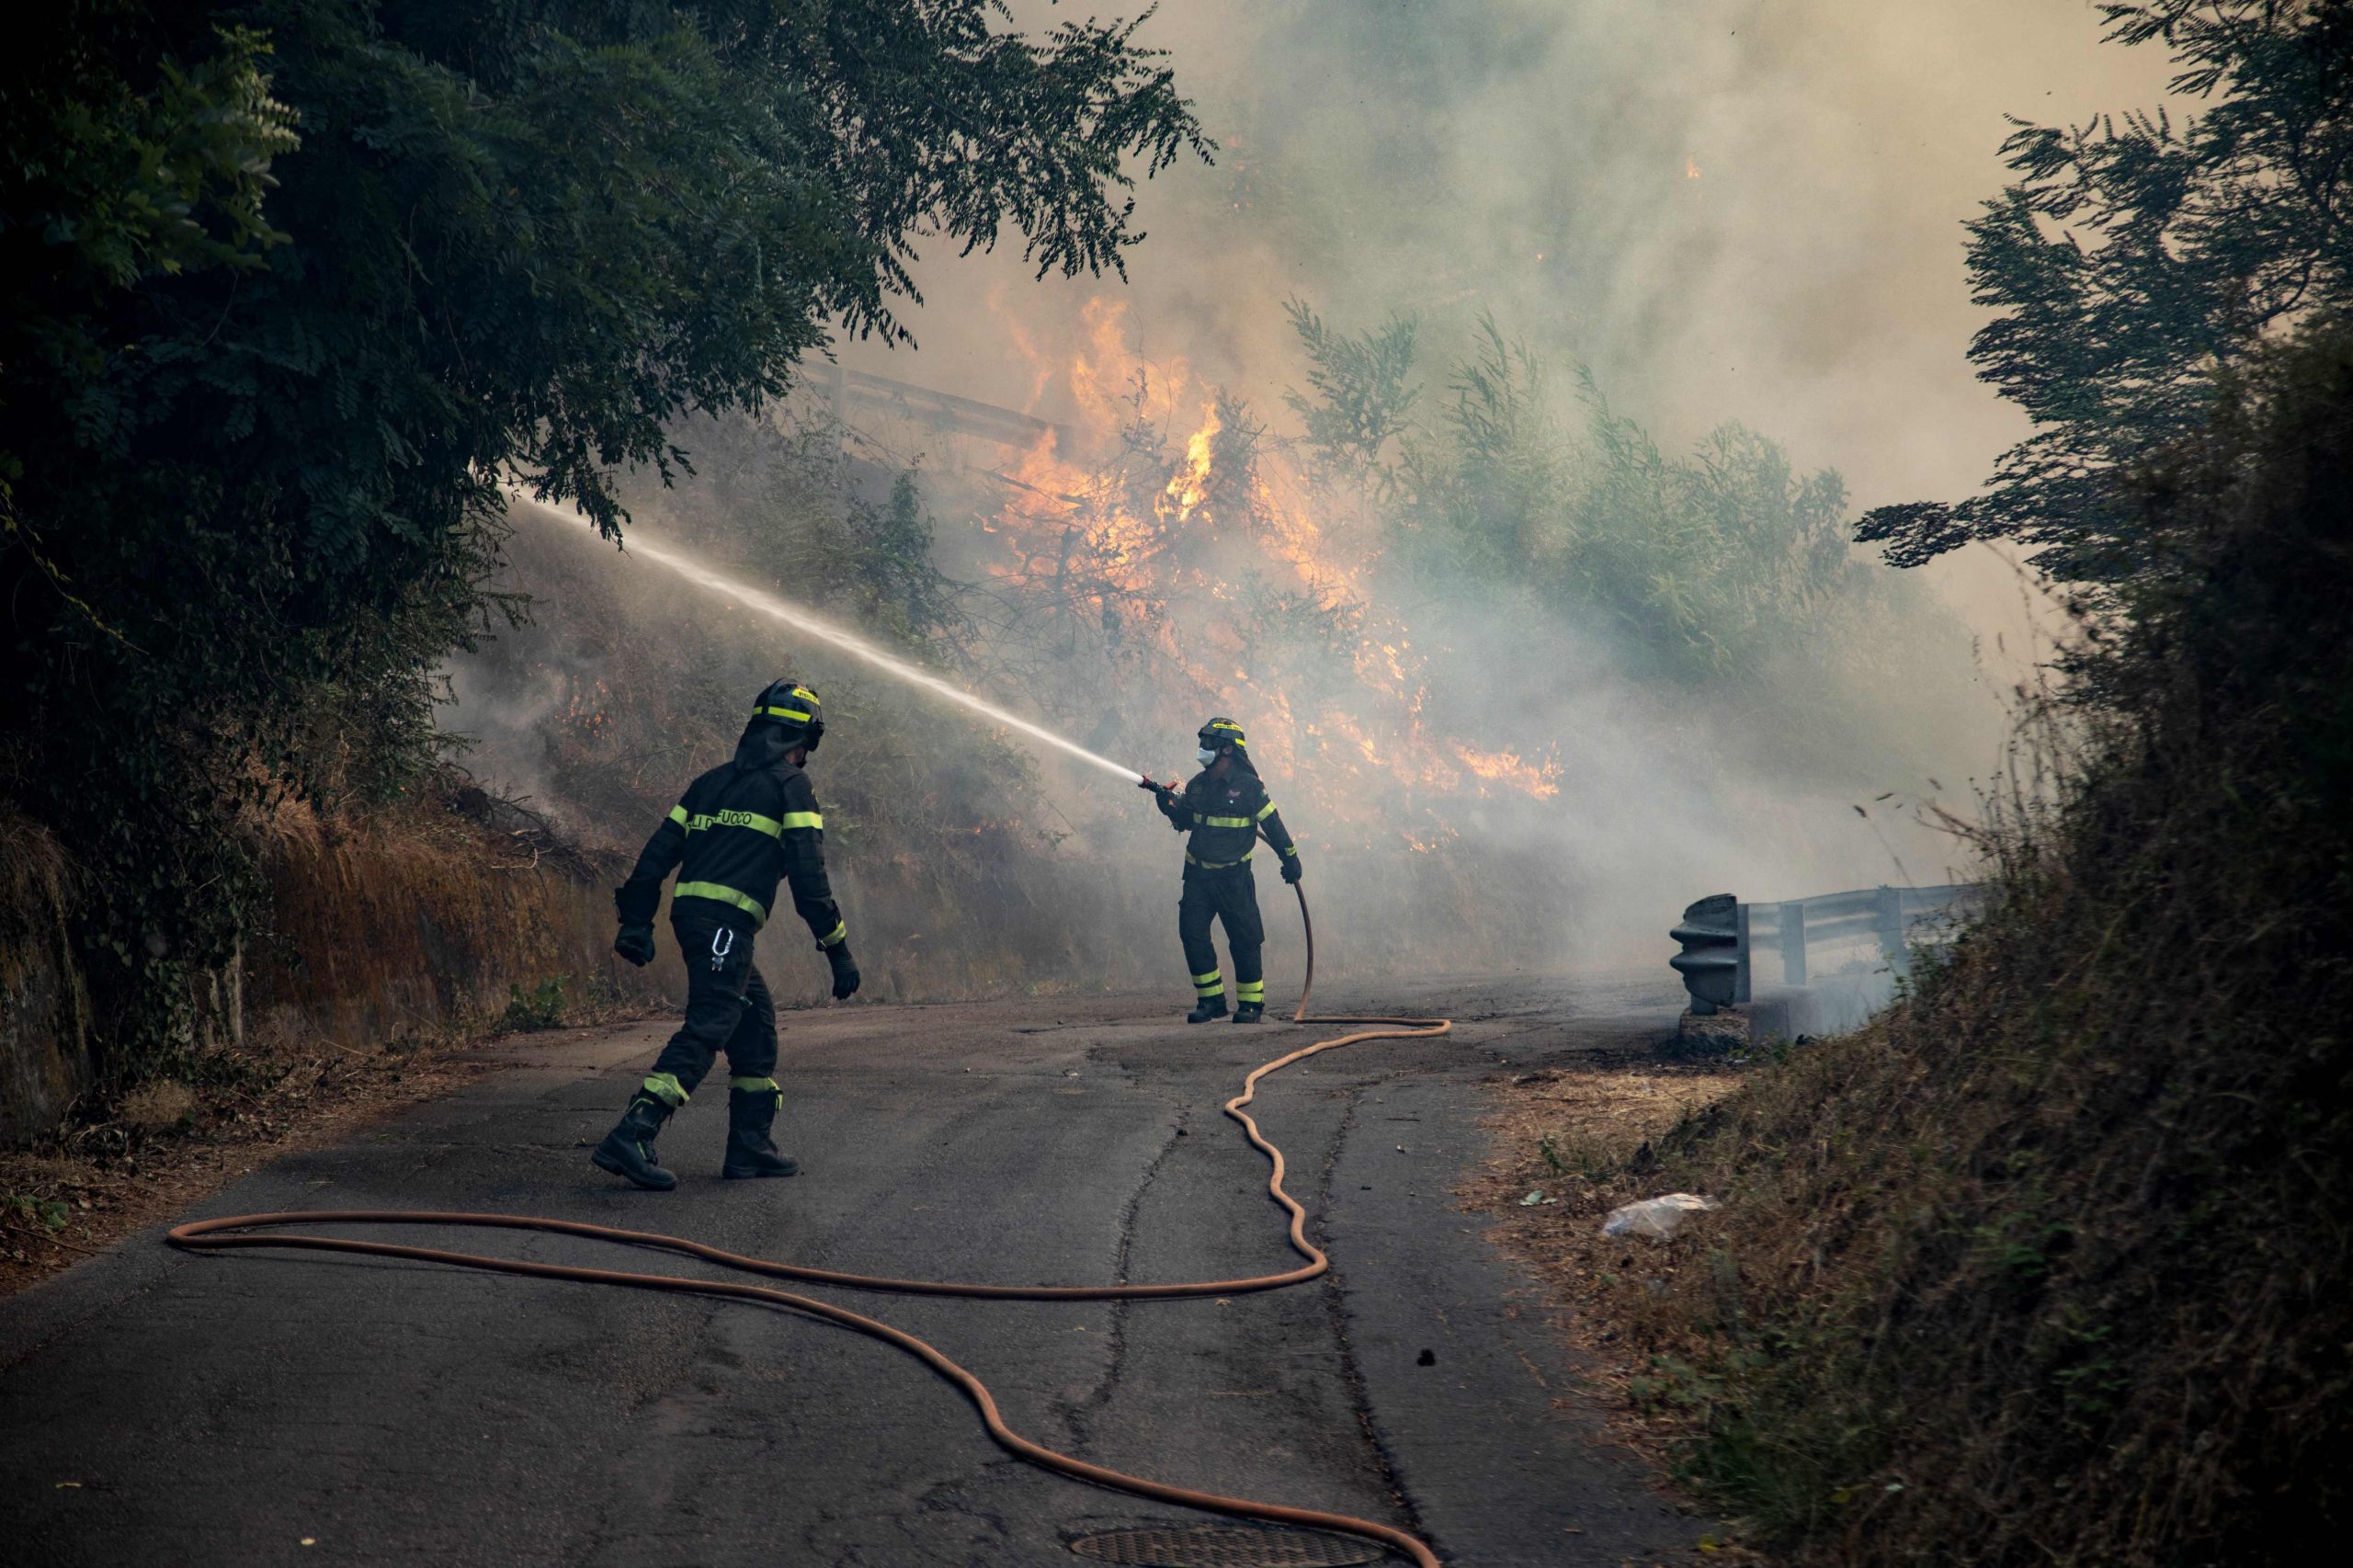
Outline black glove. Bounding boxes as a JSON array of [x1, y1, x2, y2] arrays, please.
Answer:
[[824, 941, 861, 1000], [613, 923, 655, 967], [1280, 855, 1304, 885]]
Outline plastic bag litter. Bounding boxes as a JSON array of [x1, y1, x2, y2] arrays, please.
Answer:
[[1601, 1193, 1719, 1240]]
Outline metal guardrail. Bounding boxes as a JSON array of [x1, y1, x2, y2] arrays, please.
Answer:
[[808, 363, 1078, 451], [1672, 883, 1984, 1015], [1668, 893, 1747, 1013]]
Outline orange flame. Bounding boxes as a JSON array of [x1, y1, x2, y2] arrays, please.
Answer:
[[960, 296, 1563, 846], [1161, 403, 1222, 521], [1453, 744, 1563, 799]]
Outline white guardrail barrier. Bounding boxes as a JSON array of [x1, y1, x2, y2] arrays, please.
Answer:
[[1671, 883, 1985, 1021]]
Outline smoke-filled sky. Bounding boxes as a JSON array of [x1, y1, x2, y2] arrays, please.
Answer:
[[835, 0, 2175, 653]]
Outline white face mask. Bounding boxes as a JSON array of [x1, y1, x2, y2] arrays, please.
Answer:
[[1197, 746, 1218, 767]]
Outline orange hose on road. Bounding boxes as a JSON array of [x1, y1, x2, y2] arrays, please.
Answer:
[[170, 886, 1449, 1566]]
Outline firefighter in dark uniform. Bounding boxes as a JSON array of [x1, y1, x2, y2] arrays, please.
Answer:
[[594, 680, 861, 1190], [1142, 717, 1302, 1023]]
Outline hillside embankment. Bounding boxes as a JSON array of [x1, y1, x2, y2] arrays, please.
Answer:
[[1, 812, 88, 1147], [0, 781, 684, 1287], [1483, 326, 2353, 1565], [4, 786, 678, 1145]]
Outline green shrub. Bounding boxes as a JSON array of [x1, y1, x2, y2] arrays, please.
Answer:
[[1606, 322, 2353, 1565], [500, 978, 568, 1034]]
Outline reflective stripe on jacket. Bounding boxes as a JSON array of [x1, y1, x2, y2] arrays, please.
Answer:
[[615, 736, 845, 944], [1157, 767, 1298, 871]]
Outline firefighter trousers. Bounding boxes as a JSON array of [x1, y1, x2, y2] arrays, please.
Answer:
[[1178, 863, 1265, 1006], [646, 908, 779, 1101]]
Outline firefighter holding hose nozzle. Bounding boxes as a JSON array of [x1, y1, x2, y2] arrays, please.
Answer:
[[594, 680, 860, 1191], [1141, 718, 1302, 1024]]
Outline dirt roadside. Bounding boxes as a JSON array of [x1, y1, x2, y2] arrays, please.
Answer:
[[0, 1005, 665, 1300], [1463, 1061, 1753, 1537]]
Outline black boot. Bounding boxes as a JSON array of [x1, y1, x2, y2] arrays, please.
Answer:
[[1233, 1002, 1265, 1024], [591, 1093, 678, 1191], [1187, 994, 1229, 1024], [722, 1084, 799, 1179]]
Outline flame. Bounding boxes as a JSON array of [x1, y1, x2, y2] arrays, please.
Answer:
[[1068, 298, 1199, 422], [1685, 155, 1701, 179], [953, 300, 1563, 849], [1453, 744, 1563, 800], [1161, 403, 1222, 521]]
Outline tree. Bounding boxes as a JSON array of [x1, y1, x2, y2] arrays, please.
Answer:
[[1282, 298, 1417, 483], [0, 6, 298, 616], [1856, 0, 2353, 585], [1287, 306, 1867, 683], [0, 1, 1208, 1077]]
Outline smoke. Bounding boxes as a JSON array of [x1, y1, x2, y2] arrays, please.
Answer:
[[850, 1, 2172, 663], [442, 1, 2169, 994], [847, 2, 2170, 903]]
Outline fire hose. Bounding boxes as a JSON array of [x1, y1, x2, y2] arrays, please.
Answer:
[[170, 883, 1450, 1566]]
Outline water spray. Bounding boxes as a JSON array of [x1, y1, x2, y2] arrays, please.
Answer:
[[508, 493, 1145, 786]]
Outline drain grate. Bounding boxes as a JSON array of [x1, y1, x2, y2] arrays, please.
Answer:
[[1068, 1523, 1390, 1567]]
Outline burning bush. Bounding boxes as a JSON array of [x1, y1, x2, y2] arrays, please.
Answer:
[[449, 272, 1999, 995]]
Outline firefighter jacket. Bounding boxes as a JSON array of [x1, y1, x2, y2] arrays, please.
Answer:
[[1156, 766, 1298, 872], [615, 723, 847, 946]]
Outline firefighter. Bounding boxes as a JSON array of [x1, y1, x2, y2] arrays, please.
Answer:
[[593, 680, 860, 1190], [1142, 717, 1302, 1023]]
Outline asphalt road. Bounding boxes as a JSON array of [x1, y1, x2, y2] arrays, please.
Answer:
[[0, 973, 1704, 1567]]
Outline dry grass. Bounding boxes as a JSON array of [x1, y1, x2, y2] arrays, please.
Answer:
[[1, 781, 676, 1295], [1476, 1065, 1744, 1199], [0, 1029, 483, 1298], [1467, 1067, 1748, 1476], [1468, 326, 2353, 1567], [243, 784, 679, 1048]]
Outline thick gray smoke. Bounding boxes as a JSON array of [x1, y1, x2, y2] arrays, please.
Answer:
[[854, 0, 2171, 653], [442, 1, 2164, 992]]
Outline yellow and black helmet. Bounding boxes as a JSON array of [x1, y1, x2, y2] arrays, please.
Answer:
[[752, 680, 825, 752], [1198, 716, 1246, 753]]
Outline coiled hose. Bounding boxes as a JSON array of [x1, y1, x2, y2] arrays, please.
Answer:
[[171, 885, 1451, 1566]]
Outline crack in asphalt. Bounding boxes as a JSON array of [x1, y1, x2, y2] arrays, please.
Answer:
[[1059, 1062, 1185, 1458], [1042, 1034, 1432, 1542], [909, 1468, 1016, 1559], [1315, 1071, 1429, 1541]]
